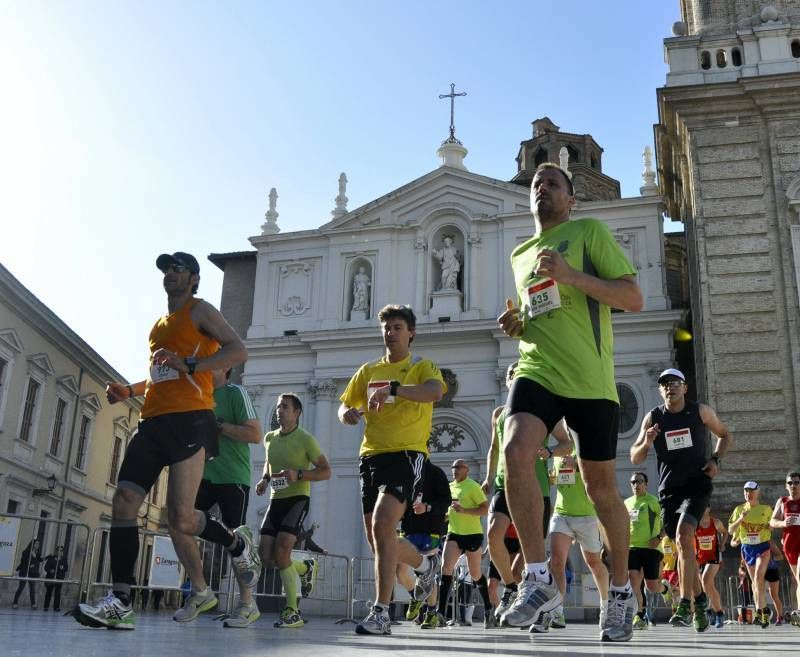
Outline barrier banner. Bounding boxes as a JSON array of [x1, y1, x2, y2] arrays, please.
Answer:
[[0, 516, 21, 576], [581, 573, 601, 606], [148, 535, 183, 588]]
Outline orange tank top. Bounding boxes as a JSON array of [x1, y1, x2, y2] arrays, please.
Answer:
[[140, 298, 220, 419]]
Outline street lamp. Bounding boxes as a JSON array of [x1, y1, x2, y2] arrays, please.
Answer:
[[32, 474, 57, 496]]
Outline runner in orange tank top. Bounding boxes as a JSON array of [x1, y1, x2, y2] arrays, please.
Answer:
[[73, 252, 256, 631], [694, 507, 728, 627]]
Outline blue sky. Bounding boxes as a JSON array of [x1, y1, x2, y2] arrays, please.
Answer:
[[1, 1, 682, 380]]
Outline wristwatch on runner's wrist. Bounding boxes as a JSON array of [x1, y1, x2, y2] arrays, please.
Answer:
[[184, 356, 198, 375]]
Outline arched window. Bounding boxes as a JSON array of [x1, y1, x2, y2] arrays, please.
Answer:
[[616, 383, 639, 436], [716, 49, 727, 68], [700, 50, 711, 70], [731, 47, 743, 67], [534, 147, 548, 167], [792, 39, 800, 59]]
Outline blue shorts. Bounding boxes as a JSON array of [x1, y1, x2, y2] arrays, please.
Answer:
[[403, 533, 440, 553], [741, 541, 770, 566]]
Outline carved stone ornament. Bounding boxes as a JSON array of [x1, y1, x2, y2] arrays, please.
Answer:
[[309, 379, 338, 401], [413, 237, 427, 251], [277, 262, 313, 316], [435, 368, 458, 408], [428, 422, 466, 452]]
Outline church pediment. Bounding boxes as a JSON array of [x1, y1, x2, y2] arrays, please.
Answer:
[[0, 328, 23, 355], [322, 168, 528, 232]]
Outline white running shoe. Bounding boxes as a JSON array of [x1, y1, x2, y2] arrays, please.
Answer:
[[230, 526, 262, 589], [355, 607, 392, 635], [501, 574, 562, 628], [223, 601, 260, 628], [174, 588, 218, 622], [600, 589, 637, 642], [76, 591, 135, 630]]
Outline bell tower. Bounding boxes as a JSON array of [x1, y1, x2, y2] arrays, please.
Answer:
[[656, 0, 800, 503]]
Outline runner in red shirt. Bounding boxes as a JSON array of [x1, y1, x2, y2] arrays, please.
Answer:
[[769, 470, 800, 626], [694, 507, 728, 628]]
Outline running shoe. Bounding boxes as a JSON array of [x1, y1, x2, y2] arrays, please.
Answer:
[[355, 607, 391, 635], [274, 606, 304, 628], [500, 575, 562, 628], [759, 608, 770, 629], [693, 594, 709, 632], [447, 618, 471, 627], [550, 607, 566, 629], [406, 598, 424, 621], [669, 600, 691, 627], [299, 558, 317, 598], [223, 601, 260, 628], [600, 589, 637, 642], [420, 610, 442, 629], [715, 613, 724, 629], [775, 616, 784, 626], [528, 611, 551, 634], [789, 609, 800, 627], [495, 588, 517, 621], [174, 588, 218, 622], [633, 612, 648, 630], [76, 591, 135, 630], [230, 525, 262, 589], [484, 605, 497, 629], [660, 579, 672, 604], [413, 552, 441, 603]]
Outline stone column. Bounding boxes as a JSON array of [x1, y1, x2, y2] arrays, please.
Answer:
[[308, 379, 338, 531], [414, 236, 427, 312], [467, 232, 481, 312]]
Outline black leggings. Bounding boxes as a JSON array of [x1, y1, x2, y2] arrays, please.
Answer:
[[13, 580, 36, 606]]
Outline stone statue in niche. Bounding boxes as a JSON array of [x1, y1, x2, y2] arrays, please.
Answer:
[[351, 266, 371, 313], [432, 235, 461, 291]]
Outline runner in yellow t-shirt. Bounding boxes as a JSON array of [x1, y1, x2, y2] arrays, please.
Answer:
[[339, 304, 446, 636]]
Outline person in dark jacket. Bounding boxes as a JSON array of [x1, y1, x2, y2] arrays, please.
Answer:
[[43, 545, 69, 611], [12, 539, 43, 609]]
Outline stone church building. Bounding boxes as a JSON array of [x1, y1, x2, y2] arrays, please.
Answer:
[[656, 0, 800, 504], [211, 120, 682, 558]]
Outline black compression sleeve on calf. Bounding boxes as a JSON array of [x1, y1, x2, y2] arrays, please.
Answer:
[[438, 574, 453, 615], [196, 510, 236, 549], [110, 523, 140, 594], [475, 575, 492, 608]]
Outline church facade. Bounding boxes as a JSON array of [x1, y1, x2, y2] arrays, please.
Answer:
[[212, 124, 682, 558]]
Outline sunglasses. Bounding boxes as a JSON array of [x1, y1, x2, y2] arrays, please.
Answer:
[[659, 380, 684, 389], [451, 465, 466, 470], [787, 480, 800, 486], [630, 479, 645, 484], [165, 263, 191, 274]]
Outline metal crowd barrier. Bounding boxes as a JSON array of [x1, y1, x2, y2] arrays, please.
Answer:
[[0, 513, 91, 610], [724, 573, 797, 623], [82, 526, 229, 609]]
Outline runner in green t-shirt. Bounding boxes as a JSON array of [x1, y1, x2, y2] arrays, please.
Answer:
[[497, 163, 643, 642], [255, 393, 331, 629], [625, 473, 663, 630], [545, 421, 609, 632], [434, 459, 492, 626], [195, 369, 262, 628]]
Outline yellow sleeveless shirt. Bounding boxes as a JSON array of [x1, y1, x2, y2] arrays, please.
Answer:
[[141, 298, 219, 419]]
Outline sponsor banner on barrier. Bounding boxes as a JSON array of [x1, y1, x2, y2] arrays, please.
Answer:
[[581, 573, 601, 607], [149, 535, 183, 589], [0, 516, 21, 576]]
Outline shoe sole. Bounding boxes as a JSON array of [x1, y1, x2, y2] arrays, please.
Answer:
[[600, 631, 633, 642], [354, 624, 390, 635], [224, 612, 260, 628], [73, 605, 135, 630]]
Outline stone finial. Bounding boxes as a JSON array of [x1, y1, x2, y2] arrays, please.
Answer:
[[261, 187, 280, 235], [760, 5, 779, 23], [332, 172, 349, 218], [672, 21, 688, 36], [640, 146, 658, 196], [559, 146, 572, 179]]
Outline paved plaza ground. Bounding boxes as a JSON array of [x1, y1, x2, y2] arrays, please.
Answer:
[[3, 607, 799, 657]]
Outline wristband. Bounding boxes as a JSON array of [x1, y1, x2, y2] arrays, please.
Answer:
[[261, 473, 271, 482], [127, 384, 135, 399], [297, 469, 304, 481], [711, 455, 721, 467], [389, 380, 400, 396], [545, 445, 554, 458], [184, 356, 198, 375]]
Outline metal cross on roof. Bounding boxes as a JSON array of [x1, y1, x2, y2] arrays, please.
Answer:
[[438, 82, 467, 143]]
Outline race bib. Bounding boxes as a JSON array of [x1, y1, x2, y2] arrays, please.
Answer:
[[526, 278, 561, 319], [744, 532, 761, 545], [149, 361, 180, 384], [785, 513, 800, 527], [367, 380, 395, 403], [557, 468, 576, 486], [663, 544, 673, 555], [270, 476, 289, 491], [629, 508, 640, 522], [698, 536, 714, 551], [665, 428, 693, 451]]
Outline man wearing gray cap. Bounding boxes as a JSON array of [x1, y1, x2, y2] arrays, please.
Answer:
[[74, 251, 259, 630], [630, 368, 732, 632]]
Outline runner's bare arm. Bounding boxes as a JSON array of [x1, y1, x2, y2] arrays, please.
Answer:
[[394, 379, 444, 403], [106, 380, 146, 403], [769, 497, 786, 529], [482, 405, 504, 493], [536, 249, 643, 312], [543, 419, 574, 458], [275, 453, 331, 483], [219, 418, 262, 444], [699, 404, 732, 460], [337, 402, 363, 425], [630, 412, 655, 465]]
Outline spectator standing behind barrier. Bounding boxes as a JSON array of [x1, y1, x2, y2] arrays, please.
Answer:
[[12, 539, 42, 609], [43, 545, 69, 612]]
